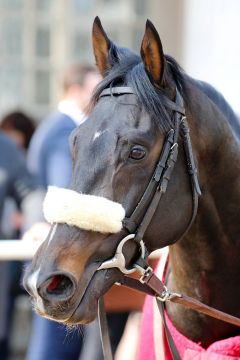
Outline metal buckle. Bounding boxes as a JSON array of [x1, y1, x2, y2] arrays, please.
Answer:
[[135, 266, 153, 283], [156, 287, 182, 302], [156, 286, 170, 302], [97, 234, 146, 275], [170, 142, 178, 151]]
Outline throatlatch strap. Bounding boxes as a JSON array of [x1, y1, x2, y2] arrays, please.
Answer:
[[181, 118, 201, 196]]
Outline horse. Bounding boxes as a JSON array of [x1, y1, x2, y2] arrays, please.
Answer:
[[24, 17, 240, 357]]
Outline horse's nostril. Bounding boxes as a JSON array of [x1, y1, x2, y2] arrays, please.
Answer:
[[47, 275, 72, 295], [39, 274, 75, 301]]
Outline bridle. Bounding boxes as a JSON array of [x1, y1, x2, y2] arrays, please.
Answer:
[[96, 86, 240, 360], [99, 85, 201, 273], [99, 86, 201, 243]]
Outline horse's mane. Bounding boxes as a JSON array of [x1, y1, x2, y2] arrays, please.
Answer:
[[194, 80, 240, 138], [92, 43, 239, 138], [92, 44, 187, 133]]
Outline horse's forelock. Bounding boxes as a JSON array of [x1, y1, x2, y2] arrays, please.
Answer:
[[90, 47, 187, 133]]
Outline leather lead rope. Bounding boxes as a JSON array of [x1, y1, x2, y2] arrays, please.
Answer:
[[98, 297, 113, 360], [119, 272, 240, 328], [98, 269, 240, 360], [156, 300, 181, 360]]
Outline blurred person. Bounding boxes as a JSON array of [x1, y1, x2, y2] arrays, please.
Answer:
[[26, 64, 103, 360], [0, 111, 35, 151], [0, 110, 36, 236], [28, 64, 101, 188], [0, 111, 37, 306], [0, 131, 44, 360]]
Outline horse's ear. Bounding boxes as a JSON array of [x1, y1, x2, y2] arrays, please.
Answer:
[[140, 20, 165, 85], [92, 17, 111, 76]]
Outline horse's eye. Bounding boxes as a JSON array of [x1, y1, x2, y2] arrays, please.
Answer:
[[129, 146, 146, 160]]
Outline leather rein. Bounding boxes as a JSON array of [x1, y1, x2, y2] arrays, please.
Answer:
[[96, 86, 240, 360]]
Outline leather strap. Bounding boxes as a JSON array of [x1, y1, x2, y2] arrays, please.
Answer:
[[156, 300, 181, 360], [170, 293, 240, 327], [123, 129, 175, 234], [120, 272, 240, 328], [98, 269, 240, 360], [176, 118, 201, 239], [98, 297, 113, 360], [124, 91, 200, 246], [124, 129, 178, 242], [99, 86, 185, 115], [181, 118, 201, 196], [99, 86, 135, 97]]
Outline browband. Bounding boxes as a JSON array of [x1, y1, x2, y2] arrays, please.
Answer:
[[99, 86, 135, 97], [99, 86, 185, 115]]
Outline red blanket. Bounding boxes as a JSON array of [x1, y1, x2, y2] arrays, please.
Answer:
[[137, 250, 240, 360]]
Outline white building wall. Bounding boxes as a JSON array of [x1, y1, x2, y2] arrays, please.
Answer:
[[0, 0, 238, 120], [182, 0, 240, 113]]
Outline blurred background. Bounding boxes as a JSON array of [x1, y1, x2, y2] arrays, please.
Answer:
[[0, 0, 239, 359], [0, 0, 239, 122]]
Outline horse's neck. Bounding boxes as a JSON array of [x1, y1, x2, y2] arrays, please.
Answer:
[[166, 85, 240, 346]]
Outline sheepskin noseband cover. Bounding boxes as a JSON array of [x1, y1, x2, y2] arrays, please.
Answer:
[[43, 186, 125, 234]]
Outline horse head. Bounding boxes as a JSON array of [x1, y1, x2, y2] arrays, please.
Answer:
[[24, 17, 194, 324]]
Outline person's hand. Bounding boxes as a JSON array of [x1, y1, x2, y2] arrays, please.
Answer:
[[22, 222, 51, 245]]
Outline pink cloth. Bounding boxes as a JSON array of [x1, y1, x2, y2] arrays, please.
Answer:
[[137, 256, 240, 360], [165, 311, 240, 359], [138, 294, 155, 360]]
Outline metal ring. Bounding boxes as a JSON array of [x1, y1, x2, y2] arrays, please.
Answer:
[[115, 234, 136, 253], [97, 234, 146, 275], [116, 234, 145, 258]]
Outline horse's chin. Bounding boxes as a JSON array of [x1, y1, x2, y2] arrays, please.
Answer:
[[34, 268, 121, 325]]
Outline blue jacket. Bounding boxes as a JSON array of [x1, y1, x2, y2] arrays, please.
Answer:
[[0, 132, 36, 227], [28, 112, 76, 188]]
